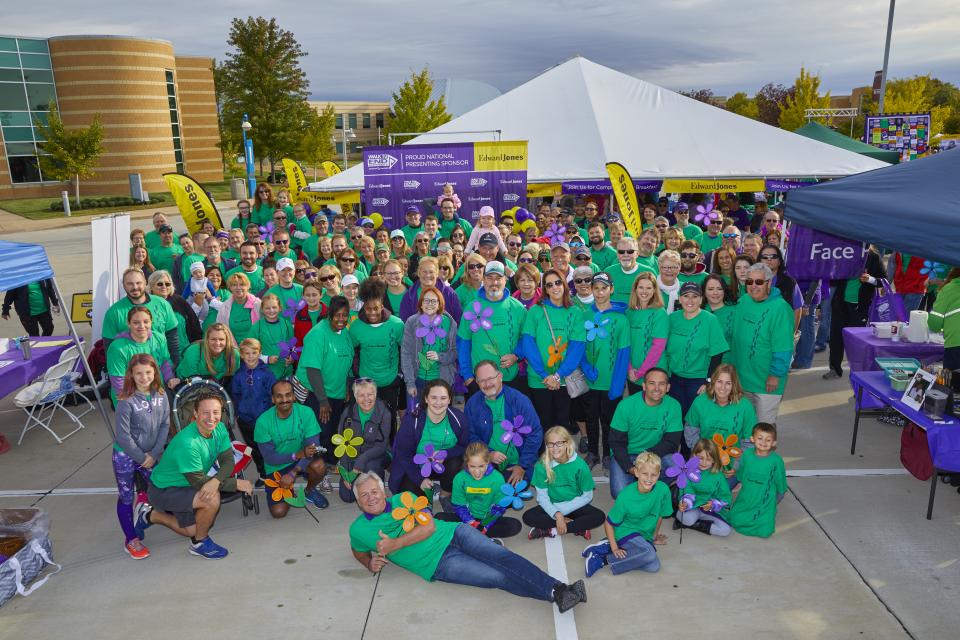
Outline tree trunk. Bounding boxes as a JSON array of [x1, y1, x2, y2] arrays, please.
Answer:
[[74, 174, 80, 207]]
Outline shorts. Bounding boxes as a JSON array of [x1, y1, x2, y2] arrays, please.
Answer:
[[744, 391, 783, 424], [147, 483, 198, 528], [264, 463, 298, 506]]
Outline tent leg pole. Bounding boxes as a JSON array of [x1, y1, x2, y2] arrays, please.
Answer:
[[50, 277, 115, 441]]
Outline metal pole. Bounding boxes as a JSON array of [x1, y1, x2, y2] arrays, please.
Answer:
[[242, 113, 256, 198], [878, 0, 896, 113], [343, 129, 349, 169]]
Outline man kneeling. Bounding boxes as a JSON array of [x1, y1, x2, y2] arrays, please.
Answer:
[[137, 391, 252, 559], [348, 472, 587, 612]]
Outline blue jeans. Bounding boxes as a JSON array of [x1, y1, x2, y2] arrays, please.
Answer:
[[432, 524, 558, 601], [815, 296, 831, 349], [793, 310, 816, 368], [606, 534, 660, 574], [610, 454, 676, 498], [669, 374, 705, 422]]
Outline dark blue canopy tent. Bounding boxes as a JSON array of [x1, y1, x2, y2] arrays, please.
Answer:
[[0, 240, 114, 438], [785, 150, 960, 266]]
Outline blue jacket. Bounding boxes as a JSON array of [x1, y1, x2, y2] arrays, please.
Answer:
[[389, 406, 470, 493], [580, 301, 630, 401], [230, 361, 276, 424], [464, 385, 543, 479]]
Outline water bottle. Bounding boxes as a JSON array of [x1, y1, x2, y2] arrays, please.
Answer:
[[19, 336, 32, 360]]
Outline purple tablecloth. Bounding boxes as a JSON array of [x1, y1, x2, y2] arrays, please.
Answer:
[[844, 327, 944, 409], [0, 336, 77, 400]]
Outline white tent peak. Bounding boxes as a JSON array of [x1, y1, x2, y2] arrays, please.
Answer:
[[310, 56, 887, 191]]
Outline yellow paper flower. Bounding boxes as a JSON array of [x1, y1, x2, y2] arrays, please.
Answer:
[[547, 337, 567, 368], [391, 491, 433, 532], [332, 427, 364, 458], [263, 471, 293, 502]]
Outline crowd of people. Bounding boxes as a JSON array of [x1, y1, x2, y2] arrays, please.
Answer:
[[41, 182, 957, 606]]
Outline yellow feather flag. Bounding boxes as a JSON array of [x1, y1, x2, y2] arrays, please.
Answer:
[[321, 161, 342, 176], [162, 173, 223, 234], [282, 159, 309, 201], [604, 162, 642, 238]]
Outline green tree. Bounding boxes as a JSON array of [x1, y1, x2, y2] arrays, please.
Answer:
[[884, 75, 952, 137], [299, 103, 337, 180], [679, 88, 717, 105], [215, 16, 314, 181], [778, 68, 831, 131], [34, 105, 105, 206], [384, 67, 451, 143], [724, 92, 759, 119]]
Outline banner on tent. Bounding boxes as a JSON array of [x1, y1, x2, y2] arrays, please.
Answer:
[[296, 190, 361, 207], [362, 141, 528, 229], [662, 179, 766, 193], [785, 224, 869, 280], [163, 173, 224, 234], [282, 159, 309, 199], [766, 179, 818, 191], [527, 183, 562, 198], [556, 178, 815, 195], [561, 179, 662, 194], [605, 162, 643, 238]]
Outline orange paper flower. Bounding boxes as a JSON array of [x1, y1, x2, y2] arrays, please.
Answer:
[[547, 337, 567, 368], [263, 471, 294, 502], [391, 491, 432, 532], [712, 433, 742, 467]]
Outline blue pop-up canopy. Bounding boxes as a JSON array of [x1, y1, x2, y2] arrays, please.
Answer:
[[0, 240, 55, 291], [785, 150, 960, 266]]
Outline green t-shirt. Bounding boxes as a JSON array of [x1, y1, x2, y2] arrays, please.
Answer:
[[267, 284, 304, 312], [589, 244, 618, 271], [203, 290, 231, 331], [179, 254, 206, 287], [677, 271, 708, 288], [636, 254, 660, 276], [176, 342, 240, 380], [684, 394, 756, 445], [416, 314, 453, 381], [101, 295, 178, 341], [418, 415, 457, 455], [456, 295, 526, 382], [227, 304, 253, 344], [301, 236, 324, 264], [248, 317, 295, 378], [297, 321, 355, 400], [225, 265, 266, 295], [521, 304, 586, 388], [106, 332, 172, 401], [401, 224, 424, 246], [26, 281, 48, 316], [289, 216, 313, 250], [439, 217, 473, 239], [452, 467, 505, 521], [349, 315, 404, 387], [150, 422, 231, 489], [583, 307, 630, 392], [484, 394, 518, 469], [603, 264, 645, 305], [730, 295, 795, 395], [665, 311, 728, 379], [145, 229, 180, 251], [707, 303, 736, 364], [530, 455, 595, 504], [150, 243, 184, 274], [252, 202, 273, 226], [386, 288, 406, 315], [455, 283, 481, 312], [728, 449, 787, 538], [700, 233, 722, 255], [682, 468, 732, 511], [610, 393, 683, 453], [607, 480, 673, 542], [253, 404, 322, 475], [677, 224, 703, 244], [349, 492, 458, 581], [843, 278, 862, 304], [625, 307, 668, 370]]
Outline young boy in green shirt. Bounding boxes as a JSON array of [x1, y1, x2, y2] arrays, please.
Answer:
[[728, 422, 787, 538]]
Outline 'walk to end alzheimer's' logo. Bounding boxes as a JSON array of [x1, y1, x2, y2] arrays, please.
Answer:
[[503, 193, 521, 203], [403, 180, 421, 189], [470, 177, 488, 187], [371, 197, 389, 207], [367, 153, 399, 170]]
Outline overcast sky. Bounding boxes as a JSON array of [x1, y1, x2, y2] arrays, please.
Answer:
[[8, 1, 959, 100]]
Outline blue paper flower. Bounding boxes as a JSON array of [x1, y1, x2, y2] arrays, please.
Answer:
[[584, 313, 610, 342], [920, 260, 943, 277], [497, 480, 533, 510]]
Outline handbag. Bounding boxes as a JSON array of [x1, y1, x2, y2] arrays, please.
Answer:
[[542, 307, 589, 399], [868, 278, 907, 324], [899, 422, 933, 481]]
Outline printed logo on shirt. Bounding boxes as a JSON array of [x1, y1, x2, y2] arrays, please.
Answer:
[[465, 487, 491, 494]]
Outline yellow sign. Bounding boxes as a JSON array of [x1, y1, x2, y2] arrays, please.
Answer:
[[162, 173, 224, 234], [71, 291, 93, 324], [322, 161, 342, 177], [662, 179, 766, 193], [604, 162, 643, 238], [473, 141, 528, 172], [282, 159, 309, 199], [295, 190, 362, 206], [527, 182, 562, 198]]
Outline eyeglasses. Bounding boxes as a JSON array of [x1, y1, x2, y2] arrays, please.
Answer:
[[468, 263, 484, 271], [544, 279, 565, 288], [585, 207, 598, 211], [519, 258, 534, 264], [296, 268, 305, 274], [304, 271, 318, 278], [275, 239, 288, 245], [574, 255, 591, 261], [546, 441, 568, 449], [422, 297, 439, 305], [256, 240, 267, 246], [319, 275, 336, 282], [573, 278, 592, 285], [760, 254, 779, 260], [508, 241, 522, 247], [385, 271, 402, 277], [618, 249, 635, 255], [273, 217, 287, 222], [721, 233, 739, 239], [744, 279, 767, 286], [680, 252, 698, 259]]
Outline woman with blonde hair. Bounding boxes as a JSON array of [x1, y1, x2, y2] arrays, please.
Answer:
[[683, 363, 756, 451], [317, 264, 342, 304], [216, 272, 261, 344], [455, 253, 487, 310], [626, 272, 668, 393], [176, 322, 240, 382]]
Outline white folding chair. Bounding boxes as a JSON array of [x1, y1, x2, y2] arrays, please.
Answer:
[[14, 347, 95, 445]]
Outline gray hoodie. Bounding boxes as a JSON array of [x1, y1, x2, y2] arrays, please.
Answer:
[[401, 312, 459, 390], [114, 391, 170, 464]]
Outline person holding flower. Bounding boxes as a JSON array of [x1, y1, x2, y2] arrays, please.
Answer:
[[349, 279, 405, 417], [335, 378, 393, 504], [401, 286, 459, 403]]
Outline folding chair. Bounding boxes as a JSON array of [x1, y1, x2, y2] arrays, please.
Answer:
[[14, 348, 96, 445]]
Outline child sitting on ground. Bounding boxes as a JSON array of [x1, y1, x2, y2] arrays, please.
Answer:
[[728, 422, 787, 538], [583, 452, 671, 577], [674, 438, 733, 536], [230, 338, 276, 481], [436, 442, 522, 543], [523, 426, 605, 540], [464, 205, 510, 255]]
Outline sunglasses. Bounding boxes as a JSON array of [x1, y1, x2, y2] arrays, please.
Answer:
[[341, 258, 356, 263], [544, 279, 564, 288], [618, 249, 635, 255], [319, 275, 336, 282], [273, 216, 287, 222], [467, 263, 484, 271], [760, 254, 779, 260], [744, 279, 767, 286], [575, 255, 591, 261], [680, 252, 697, 259], [508, 241, 522, 247], [304, 271, 318, 278], [154, 282, 171, 287], [440, 266, 452, 271], [416, 239, 430, 244], [573, 278, 592, 285], [655, 224, 668, 229], [275, 239, 288, 245], [722, 233, 739, 239], [519, 258, 534, 264], [296, 268, 305, 274]]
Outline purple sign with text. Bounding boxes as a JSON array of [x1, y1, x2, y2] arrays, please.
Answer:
[[561, 179, 663, 194], [786, 224, 868, 280], [363, 141, 528, 229]]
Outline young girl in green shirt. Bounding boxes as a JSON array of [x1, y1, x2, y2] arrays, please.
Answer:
[[675, 438, 732, 536]]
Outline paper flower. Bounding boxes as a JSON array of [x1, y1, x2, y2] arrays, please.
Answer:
[[258, 222, 277, 243], [694, 205, 721, 226], [712, 433, 742, 467], [920, 260, 943, 277], [680, 493, 695, 510], [285, 486, 306, 508], [500, 415, 532, 448], [277, 336, 302, 360], [415, 313, 446, 345], [544, 222, 565, 247], [413, 443, 447, 478], [665, 453, 701, 489], [463, 300, 494, 332], [584, 313, 610, 342], [282, 297, 306, 321], [263, 471, 293, 502], [708, 498, 728, 512], [497, 480, 533, 510], [547, 336, 567, 368], [332, 427, 364, 458], [391, 491, 433, 532]]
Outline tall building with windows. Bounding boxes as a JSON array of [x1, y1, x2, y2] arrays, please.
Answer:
[[310, 101, 390, 166], [0, 34, 222, 199]]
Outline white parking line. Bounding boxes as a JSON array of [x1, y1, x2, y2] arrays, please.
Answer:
[[544, 533, 579, 640]]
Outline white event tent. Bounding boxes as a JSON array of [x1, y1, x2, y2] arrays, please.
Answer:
[[310, 56, 886, 192]]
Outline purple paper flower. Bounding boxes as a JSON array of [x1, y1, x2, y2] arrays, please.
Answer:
[[282, 297, 306, 322], [544, 222, 565, 247], [664, 453, 701, 489], [413, 443, 447, 478], [463, 300, 494, 333], [415, 314, 446, 345], [500, 415, 532, 448], [694, 205, 721, 226], [258, 222, 276, 243], [277, 337, 301, 360]]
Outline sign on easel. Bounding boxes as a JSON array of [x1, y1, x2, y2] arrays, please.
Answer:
[[71, 291, 93, 323]]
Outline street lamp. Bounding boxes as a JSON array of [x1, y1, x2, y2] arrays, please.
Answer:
[[241, 115, 255, 198], [332, 127, 357, 169]]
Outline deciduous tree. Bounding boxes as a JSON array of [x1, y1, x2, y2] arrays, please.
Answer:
[[778, 68, 831, 131], [724, 92, 759, 120], [384, 68, 451, 143], [34, 105, 104, 205], [299, 104, 337, 180]]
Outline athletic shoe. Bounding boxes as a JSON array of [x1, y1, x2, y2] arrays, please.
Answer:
[[822, 370, 841, 380], [189, 536, 228, 559], [318, 476, 334, 493], [305, 488, 329, 509], [577, 437, 589, 454], [573, 529, 592, 541], [490, 537, 504, 546], [528, 527, 555, 540], [553, 583, 581, 614], [581, 540, 611, 558], [585, 550, 607, 577], [133, 502, 152, 541], [569, 579, 587, 604], [813, 344, 827, 353], [124, 540, 150, 560]]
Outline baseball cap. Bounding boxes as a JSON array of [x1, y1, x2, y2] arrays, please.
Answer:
[[215, 230, 229, 239], [479, 205, 495, 218], [591, 272, 613, 287], [675, 202, 689, 212], [679, 282, 703, 297], [390, 229, 405, 239], [484, 261, 505, 276], [478, 232, 499, 247], [159, 224, 173, 233], [341, 274, 360, 287], [276, 257, 296, 271], [573, 245, 591, 257], [359, 217, 374, 227], [375, 243, 390, 252], [405, 205, 420, 215], [551, 242, 571, 252]]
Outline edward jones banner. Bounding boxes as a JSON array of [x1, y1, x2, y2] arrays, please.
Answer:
[[362, 141, 528, 229]]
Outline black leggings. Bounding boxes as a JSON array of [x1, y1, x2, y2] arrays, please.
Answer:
[[397, 456, 463, 495], [828, 300, 868, 375], [19, 311, 54, 337], [583, 389, 620, 457], [436, 512, 523, 538], [522, 504, 606, 534], [530, 387, 571, 433]]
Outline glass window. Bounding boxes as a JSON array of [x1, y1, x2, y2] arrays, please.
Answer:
[[0, 38, 17, 52], [348, 113, 357, 129], [363, 113, 371, 129], [6, 142, 37, 155], [172, 137, 182, 151], [0, 111, 31, 126], [171, 123, 180, 138], [376, 113, 384, 128], [17, 39, 49, 54], [19, 53, 51, 70], [22, 69, 53, 83], [335, 141, 343, 154], [0, 84, 28, 110], [0, 52, 20, 68], [168, 96, 177, 110], [31, 111, 49, 126], [175, 162, 185, 174], [32, 126, 45, 142], [0, 69, 23, 82], [335, 113, 343, 129], [25, 83, 56, 111], [174, 149, 183, 163], [9, 155, 42, 182], [2, 126, 34, 142], [165, 70, 174, 83]]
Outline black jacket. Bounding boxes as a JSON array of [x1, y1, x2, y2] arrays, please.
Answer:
[[831, 250, 885, 313], [3, 279, 58, 319]]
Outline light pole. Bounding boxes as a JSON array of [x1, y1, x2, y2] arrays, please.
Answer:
[[241, 115, 255, 198], [332, 127, 357, 169], [878, 0, 896, 113]]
